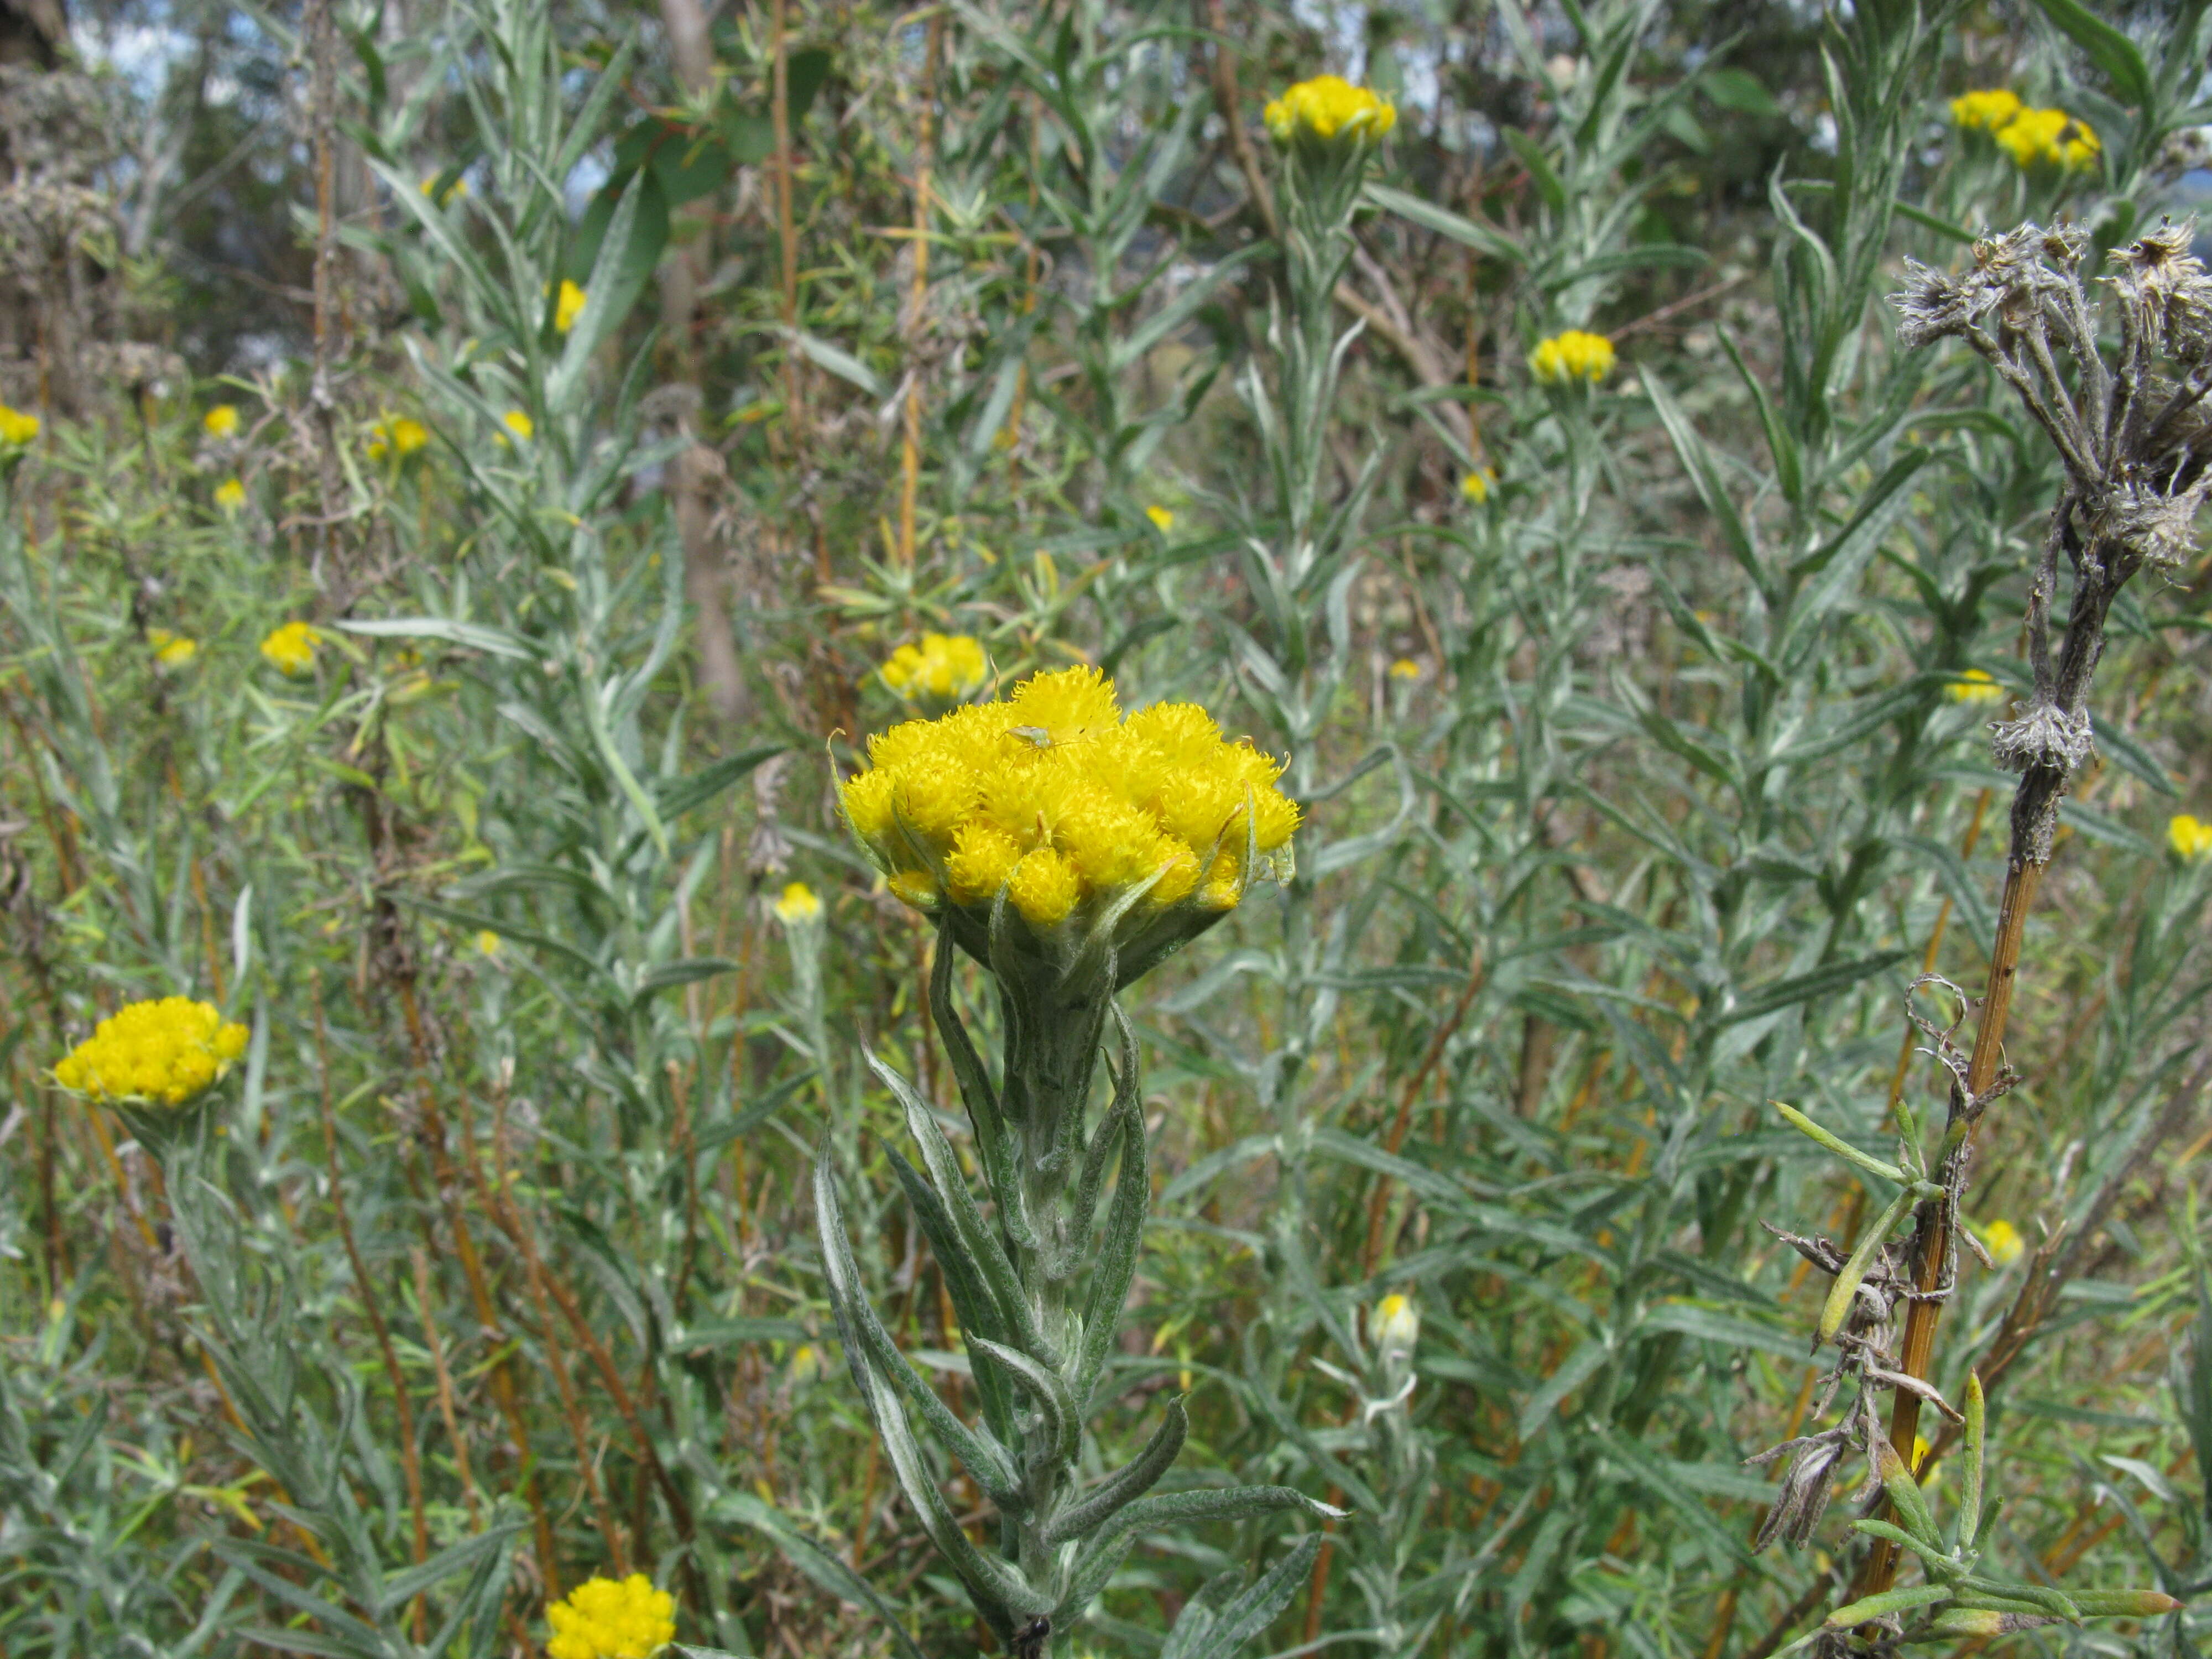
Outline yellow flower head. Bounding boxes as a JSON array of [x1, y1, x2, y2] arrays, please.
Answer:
[[1374, 1292, 1420, 1350], [1994, 107, 2099, 173], [1459, 466, 1496, 504], [1263, 75, 1397, 144], [213, 478, 247, 514], [554, 279, 588, 334], [1982, 1218, 2024, 1266], [0, 404, 40, 446], [1949, 88, 2023, 133], [1387, 658, 1424, 682], [419, 173, 468, 204], [53, 997, 249, 1108], [2169, 814, 2212, 863], [474, 929, 503, 957], [502, 409, 535, 442], [1529, 330, 1616, 385], [879, 633, 989, 710], [260, 620, 320, 676], [772, 881, 823, 925], [366, 416, 429, 461], [202, 404, 240, 439], [1145, 504, 1176, 533], [1945, 667, 2005, 705], [545, 1573, 676, 1659], [841, 666, 1297, 943], [148, 628, 199, 669]]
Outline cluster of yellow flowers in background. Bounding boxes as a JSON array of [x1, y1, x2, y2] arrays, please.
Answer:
[[842, 666, 1298, 930], [366, 415, 429, 461], [1459, 466, 1496, 504], [2170, 814, 2212, 863], [554, 279, 588, 334], [214, 477, 247, 513], [1950, 88, 2099, 173], [261, 620, 320, 676], [1945, 667, 2005, 705], [1264, 74, 1397, 143], [1529, 329, 1616, 385], [148, 627, 198, 669], [54, 997, 248, 1108], [544, 1573, 676, 1659], [879, 632, 989, 707], [1145, 503, 1176, 532], [202, 404, 240, 438], [0, 403, 39, 446], [771, 881, 823, 925]]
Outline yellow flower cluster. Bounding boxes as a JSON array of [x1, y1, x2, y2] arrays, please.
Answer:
[[1459, 466, 1496, 504], [2171, 814, 2212, 863], [771, 881, 823, 925], [367, 416, 429, 461], [1949, 88, 2022, 132], [148, 628, 198, 669], [1944, 667, 2005, 705], [1529, 330, 1616, 385], [545, 1573, 676, 1659], [214, 478, 247, 514], [880, 633, 989, 707], [502, 409, 534, 441], [841, 666, 1298, 931], [202, 404, 240, 438], [1994, 106, 2099, 173], [419, 174, 468, 205], [53, 998, 248, 1108], [261, 620, 320, 675], [1264, 75, 1397, 144], [1952, 90, 2099, 173], [1145, 504, 1176, 532], [554, 279, 588, 334], [1981, 1218, 2024, 1266], [0, 403, 39, 446]]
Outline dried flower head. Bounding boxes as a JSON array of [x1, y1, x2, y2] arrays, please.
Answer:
[[2109, 217, 2212, 362], [1989, 703, 2094, 776], [2098, 477, 2210, 571], [544, 1573, 676, 1659], [53, 997, 248, 1108]]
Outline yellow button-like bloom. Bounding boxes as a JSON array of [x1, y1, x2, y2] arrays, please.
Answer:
[[367, 416, 429, 461], [148, 628, 198, 669], [1994, 107, 2099, 173], [502, 409, 535, 441], [1981, 1218, 2024, 1266], [1387, 658, 1423, 682], [202, 404, 240, 438], [2170, 813, 2212, 863], [842, 666, 1297, 935], [53, 997, 248, 1108], [1529, 330, 1616, 385], [0, 403, 39, 445], [214, 478, 247, 514], [1145, 504, 1176, 532], [1459, 467, 1496, 504], [474, 930, 503, 957], [260, 620, 320, 676], [1949, 88, 2022, 132], [1944, 667, 2005, 705], [1264, 74, 1396, 144], [554, 279, 588, 334], [1374, 1292, 1420, 1350], [880, 633, 989, 708], [771, 881, 823, 925], [545, 1573, 676, 1659]]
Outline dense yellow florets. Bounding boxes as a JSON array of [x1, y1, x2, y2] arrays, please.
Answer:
[[1529, 330, 1616, 385], [880, 633, 989, 707], [260, 621, 319, 675], [841, 667, 1297, 932], [53, 997, 248, 1108], [1949, 88, 2022, 133], [1991, 107, 2099, 173], [2170, 814, 2212, 863], [1264, 75, 1396, 144], [554, 280, 588, 334], [544, 1573, 676, 1659], [367, 416, 429, 461], [0, 403, 39, 446], [149, 628, 199, 668], [1945, 667, 2004, 705], [213, 478, 247, 514], [202, 404, 240, 438]]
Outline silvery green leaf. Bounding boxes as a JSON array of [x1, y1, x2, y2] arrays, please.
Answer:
[[1165, 1533, 1324, 1659], [1044, 1397, 1188, 1545], [1074, 1103, 1147, 1411], [966, 1338, 1078, 1470], [1056, 1485, 1341, 1619]]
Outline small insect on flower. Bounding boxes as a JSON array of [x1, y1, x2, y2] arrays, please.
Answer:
[[0, 403, 40, 445], [1945, 667, 2005, 705], [53, 997, 249, 1108], [260, 620, 320, 676], [1145, 504, 1176, 532], [1529, 330, 1616, 385], [366, 416, 429, 461], [1263, 74, 1396, 144], [201, 404, 239, 438], [213, 478, 246, 514], [879, 632, 989, 709], [1948, 88, 2022, 133], [1981, 1218, 2025, 1265], [544, 1573, 677, 1659], [2169, 813, 2212, 863], [553, 279, 588, 334], [148, 628, 198, 669], [771, 881, 823, 925], [1459, 466, 1497, 504]]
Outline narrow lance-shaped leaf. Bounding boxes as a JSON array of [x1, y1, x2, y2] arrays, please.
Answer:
[[1044, 1397, 1189, 1546], [1818, 1182, 1916, 1349]]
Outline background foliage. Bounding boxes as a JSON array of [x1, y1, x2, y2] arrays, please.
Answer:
[[3, 0, 2212, 1654]]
